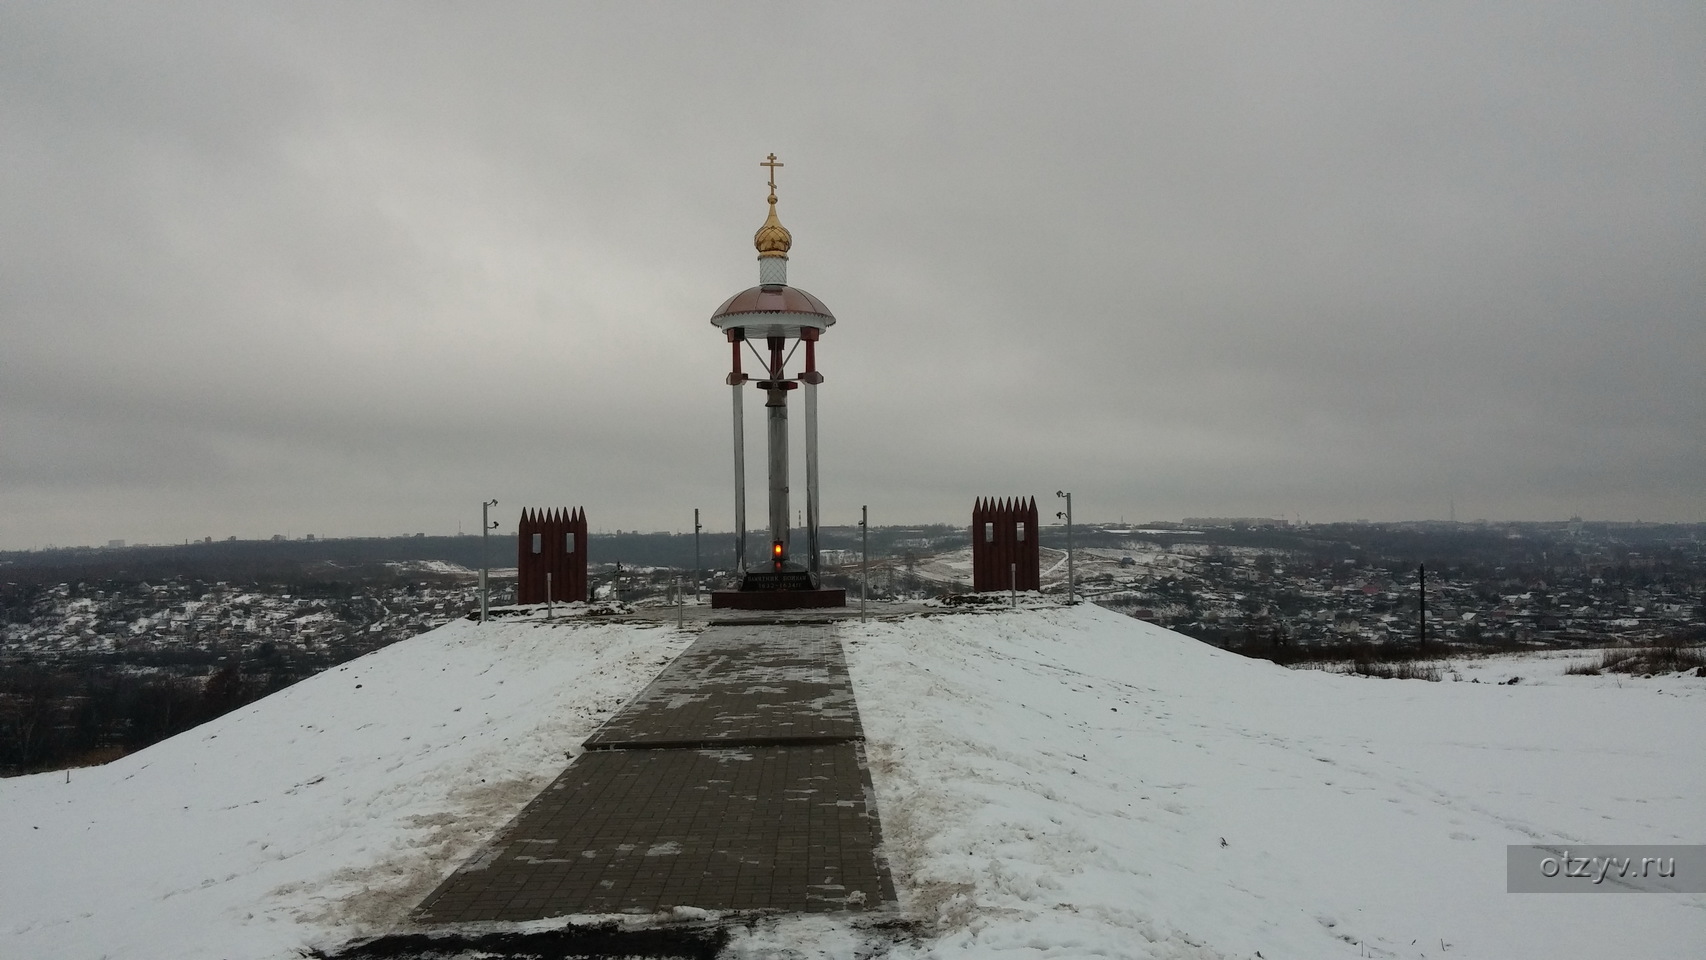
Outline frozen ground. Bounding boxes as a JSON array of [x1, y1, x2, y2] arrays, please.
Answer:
[[0, 615, 692, 960], [2, 604, 1701, 959], [839, 604, 1706, 959]]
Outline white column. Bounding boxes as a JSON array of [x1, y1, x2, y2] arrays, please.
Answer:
[[805, 380, 820, 580], [732, 383, 747, 575]]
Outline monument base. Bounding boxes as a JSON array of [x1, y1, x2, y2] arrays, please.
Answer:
[[739, 568, 815, 591], [711, 588, 847, 610]]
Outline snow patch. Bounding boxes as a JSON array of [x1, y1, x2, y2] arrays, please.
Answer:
[[0, 617, 691, 960]]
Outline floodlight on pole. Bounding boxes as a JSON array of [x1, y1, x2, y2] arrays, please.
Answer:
[[859, 505, 869, 621], [1418, 563, 1427, 649], [480, 499, 498, 623], [1056, 490, 1075, 604]]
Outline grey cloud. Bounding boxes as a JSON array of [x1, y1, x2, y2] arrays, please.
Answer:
[[2, 2, 1701, 548]]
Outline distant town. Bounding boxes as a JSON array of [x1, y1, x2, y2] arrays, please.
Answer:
[[3, 518, 1702, 773]]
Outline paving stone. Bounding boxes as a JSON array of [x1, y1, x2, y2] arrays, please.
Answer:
[[583, 624, 860, 750], [413, 743, 893, 920], [412, 623, 894, 924]]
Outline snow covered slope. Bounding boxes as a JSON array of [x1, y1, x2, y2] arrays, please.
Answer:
[[844, 604, 1706, 959], [0, 615, 692, 960], [3, 605, 1701, 959]]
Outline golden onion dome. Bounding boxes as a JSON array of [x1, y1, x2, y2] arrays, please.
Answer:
[[754, 192, 792, 259]]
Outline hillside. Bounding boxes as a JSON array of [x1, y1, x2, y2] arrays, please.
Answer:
[[0, 613, 693, 960], [848, 604, 1705, 958], [2, 605, 1701, 958]]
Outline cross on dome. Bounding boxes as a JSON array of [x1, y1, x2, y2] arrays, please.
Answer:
[[754, 151, 792, 260]]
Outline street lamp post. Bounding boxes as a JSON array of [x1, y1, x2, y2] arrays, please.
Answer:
[[693, 508, 702, 602], [480, 499, 498, 623], [1056, 490, 1074, 603], [859, 504, 869, 620], [1418, 563, 1427, 649]]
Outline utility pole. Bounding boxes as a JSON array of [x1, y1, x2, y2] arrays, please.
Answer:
[[693, 508, 702, 602], [1056, 490, 1075, 603], [860, 504, 869, 620], [480, 499, 498, 623], [1418, 563, 1427, 649]]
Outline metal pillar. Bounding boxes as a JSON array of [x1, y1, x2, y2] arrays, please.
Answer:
[[860, 504, 869, 619], [480, 498, 497, 623], [1056, 490, 1075, 603], [765, 337, 790, 561], [805, 382, 820, 579], [1067, 512, 1075, 602], [1418, 563, 1427, 648], [766, 390, 789, 558], [731, 384, 747, 575], [693, 508, 702, 601]]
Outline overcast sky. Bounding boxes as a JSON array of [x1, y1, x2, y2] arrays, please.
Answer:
[[2, 2, 1701, 549]]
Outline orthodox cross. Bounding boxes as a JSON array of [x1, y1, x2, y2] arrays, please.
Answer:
[[761, 153, 784, 193]]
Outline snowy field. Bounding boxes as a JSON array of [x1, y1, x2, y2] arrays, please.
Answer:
[[837, 604, 1706, 959], [2, 604, 1702, 959], [0, 614, 693, 960]]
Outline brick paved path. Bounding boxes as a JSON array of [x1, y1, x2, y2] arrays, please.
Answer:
[[413, 623, 894, 922], [584, 623, 860, 749]]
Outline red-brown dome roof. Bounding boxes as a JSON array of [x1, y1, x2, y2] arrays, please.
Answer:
[[709, 284, 835, 324]]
